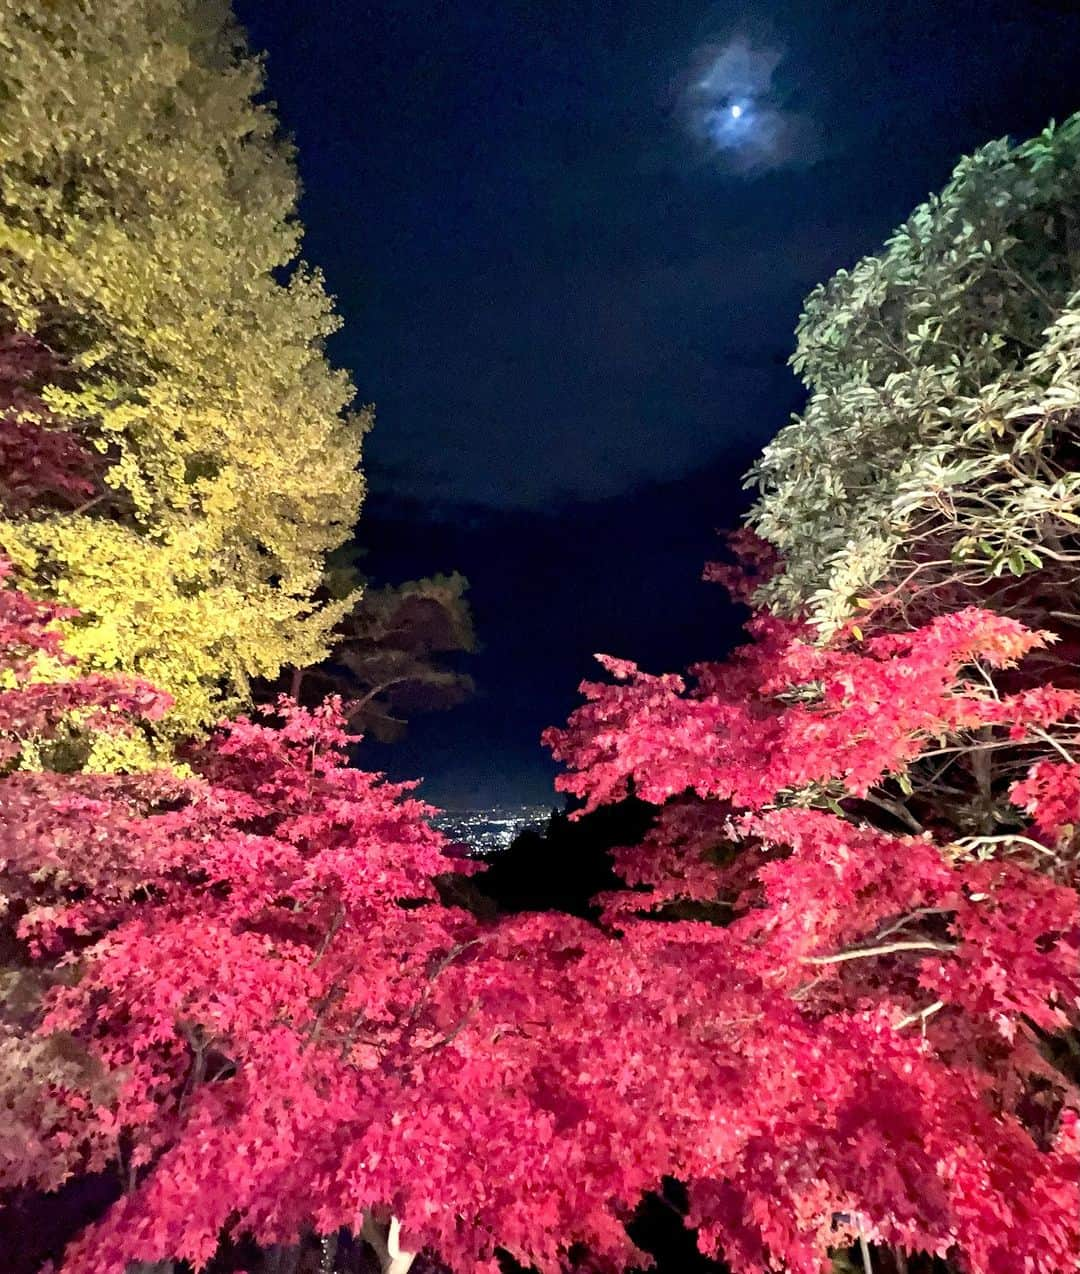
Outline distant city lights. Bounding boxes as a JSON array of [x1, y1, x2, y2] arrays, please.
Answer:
[[432, 805, 554, 855]]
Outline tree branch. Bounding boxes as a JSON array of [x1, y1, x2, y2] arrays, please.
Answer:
[[311, 905, 345, 966], [894, 1000, 945, 1030], [801, 940, 954, 966], [863, 792, 924, 834], [360, 1211, 415, 1274], [953, 833, 1057, 859]]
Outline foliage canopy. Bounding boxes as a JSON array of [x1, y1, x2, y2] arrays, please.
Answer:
[[749, 115, 1080, 632], [0, 0, 366, 745], [284, 571, 476, 743], [2, 45, 1079, 1274]]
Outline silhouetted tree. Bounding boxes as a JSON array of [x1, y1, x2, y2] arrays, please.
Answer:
[[281, 572, 476, 741]]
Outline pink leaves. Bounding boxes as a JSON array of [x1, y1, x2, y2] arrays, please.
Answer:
[[8, 565, 727, 1272], [0, 330, 100, 518], [0, 562, 170, 767], [1011, 760, 1080, 848], [550, 604, 1080, 823], [934, 863, 1080, 1035], [549, 592, 1080, 1271], [5, 550, 1080, 1273]]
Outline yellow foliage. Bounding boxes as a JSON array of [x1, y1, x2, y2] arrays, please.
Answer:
[[0, 0, 367, 744]]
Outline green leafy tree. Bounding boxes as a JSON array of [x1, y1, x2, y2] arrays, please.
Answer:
[[749, 115, 1080, 634]]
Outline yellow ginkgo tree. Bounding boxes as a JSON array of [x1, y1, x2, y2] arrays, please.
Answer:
[[0, 0, 367, 754]]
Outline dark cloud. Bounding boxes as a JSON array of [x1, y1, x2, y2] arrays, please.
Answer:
[[677, 35, 824, 174]]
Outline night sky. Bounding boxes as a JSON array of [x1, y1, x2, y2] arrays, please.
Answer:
[[237, 0, 1080, 808]]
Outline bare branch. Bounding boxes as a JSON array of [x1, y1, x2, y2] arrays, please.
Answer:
[[422, 999, 479, 1053], [302, 982, 344, 1052], [802, 940, 954, 966], [1030, 726, 1077, 764], [863, 792, 924, 834], [894, 1000, 945, 1030], [311, 905, 346, 966], [857, 1216, 874, 1274], [872, 908, 949, 942], [953, 833, 1057, 859]]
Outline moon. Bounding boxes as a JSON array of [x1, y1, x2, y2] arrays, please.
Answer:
[[677, 36, 822, 174]]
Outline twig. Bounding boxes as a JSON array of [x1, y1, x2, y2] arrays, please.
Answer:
[[70, 492, 108, 516], [381, 940, 484, 1071], [176, 1022, 211, 1116], [302, 982, 344, 1052], [872, 908, 948, 942], [894, 1000, 945, 1031], [311, 905, 346, 966], [1030, 726, 1077, 765], [340, 1010, 379, 1061], [954, 833, 1057, 858], [801, 940, 954, 966], [863, 792, 924, 834], [422, 999, 479, 1052]]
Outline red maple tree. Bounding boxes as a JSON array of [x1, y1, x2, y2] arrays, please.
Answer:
[[545, 543, 1080, 1273], [0, 564, 773, 1274], [0, 330, 101, 518], [3, 521, 1079, 1273]]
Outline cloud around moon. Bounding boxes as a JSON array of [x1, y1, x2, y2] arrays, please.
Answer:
[[677, 35, 823, 175]]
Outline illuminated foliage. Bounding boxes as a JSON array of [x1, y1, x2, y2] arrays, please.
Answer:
[[748, 114, 1080, 633], [6, 566, 1077, 1272], [548, 573, 1080, 1272], [546, 121, 1080, 1255], [0, 562, 171, 1193], [0, 0, 366, 744], [538, 116, 1080, 1273], [0, 331, 99, 519], [0, 567, 715, 1274], [4, 44, 1080, 1274]]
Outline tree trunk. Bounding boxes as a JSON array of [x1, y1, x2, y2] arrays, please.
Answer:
[[360, 1212, 415, 1274], [263, 1244, 301, 1274]]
